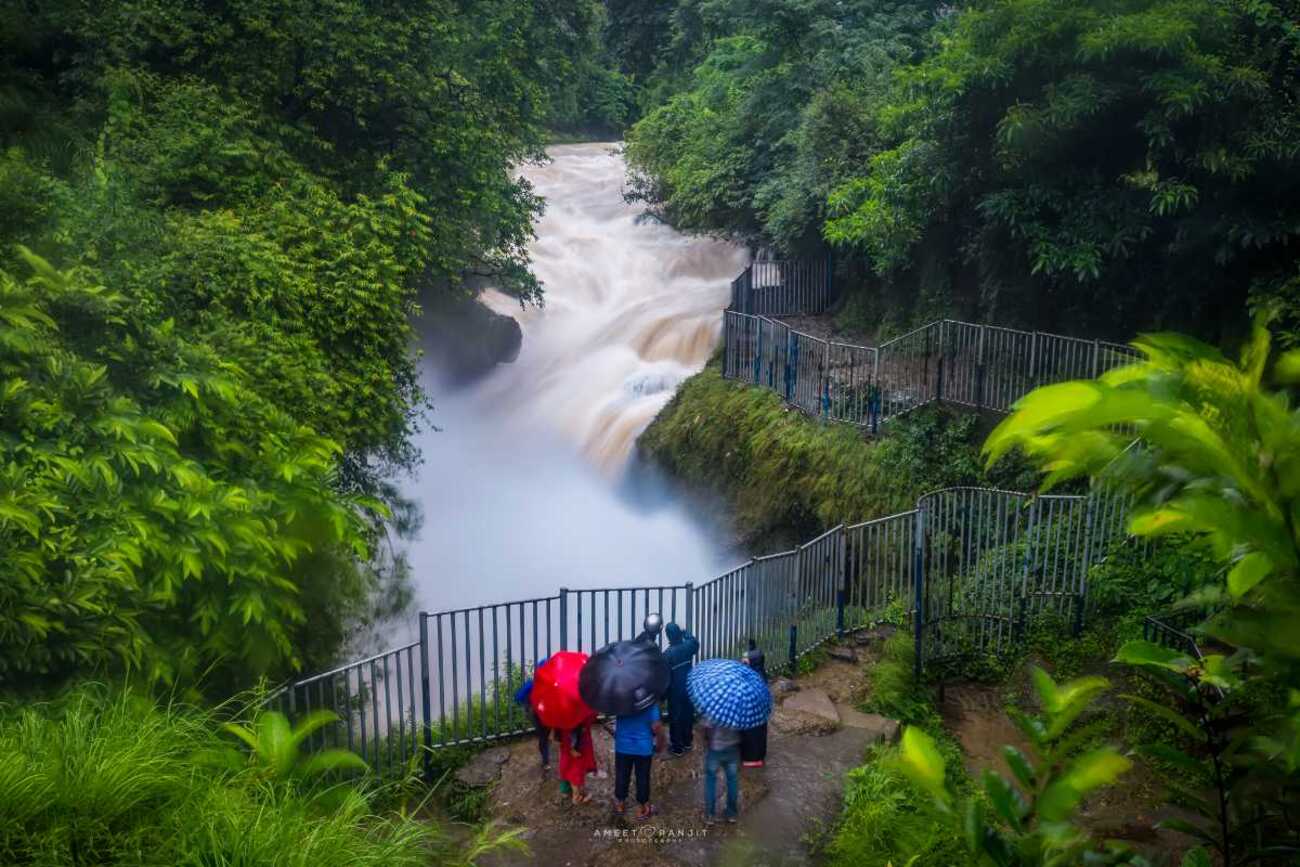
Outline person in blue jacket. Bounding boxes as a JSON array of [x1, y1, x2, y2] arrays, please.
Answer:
[[661, 622, 699, 757], [514, 656, 551, 771]]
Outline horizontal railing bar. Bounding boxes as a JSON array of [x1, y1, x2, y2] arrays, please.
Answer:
[[845, 510, 918, 531], [290, 642, 419, 685], [420, 596, 561, 618]]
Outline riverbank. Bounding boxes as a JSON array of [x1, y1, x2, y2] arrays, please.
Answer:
[[635, 355, 1036, 552]]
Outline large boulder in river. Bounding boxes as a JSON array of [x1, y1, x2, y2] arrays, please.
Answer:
[[420, 295, 522, 384]]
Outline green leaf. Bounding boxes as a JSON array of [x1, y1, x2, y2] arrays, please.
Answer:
[[1038, 748, 1130, 822], [898, 726, 950, 808], [1227, 551, 1271, 597], [1113, 639, 1193, 673], [298, 748, 368, 778], [981, 770, 1026, 830], [1117, 694, 1204, 741], [1180, 847, 1212, 867], [1001, 745, 1037, 792]]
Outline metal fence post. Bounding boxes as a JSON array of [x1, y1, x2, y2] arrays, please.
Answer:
[[836, 590, 846, 636], [684, 582, 695, 642], [1018, 499, 1039, 645], [1028, 331, 1039, 388], [912, 505, 926, 680], [785, 331, 795, 401], [418, 612, 434, 782], [820, 341, 831, 418], [936, 322, 946, 403], [1075, 495, 1097, 636], [975, 324, 987, 409], [559, 588, 569, 651], [787, 623, 798, 674]]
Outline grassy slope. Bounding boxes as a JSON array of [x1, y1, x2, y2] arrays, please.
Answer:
[[637, 359, 1034, 547]]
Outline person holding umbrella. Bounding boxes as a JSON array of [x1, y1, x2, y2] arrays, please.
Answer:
[[662, 622, 699, 757], [531, 652, 598, 804], [556, 714, 598, 804], [578, 639, 671, 820], [739, 639, 768, 768], [687, 658, 773, 824]]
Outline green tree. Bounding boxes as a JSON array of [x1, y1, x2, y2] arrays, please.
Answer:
[[823, 0, 1300, 340], [0, 250, 375, 689]]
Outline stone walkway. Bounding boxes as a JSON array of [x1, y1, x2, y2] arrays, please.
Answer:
[[472, 639, 896, 867]]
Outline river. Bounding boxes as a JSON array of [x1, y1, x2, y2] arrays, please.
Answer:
[[400, 143, 748, 617]]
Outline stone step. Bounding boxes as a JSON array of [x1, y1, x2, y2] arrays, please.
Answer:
[[834, 705, 901, 745]]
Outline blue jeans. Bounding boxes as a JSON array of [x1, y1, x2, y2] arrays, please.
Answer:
[[703, 747, 739, 817]]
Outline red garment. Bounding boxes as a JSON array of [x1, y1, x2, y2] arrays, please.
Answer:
[[557, 723, 597, 787]]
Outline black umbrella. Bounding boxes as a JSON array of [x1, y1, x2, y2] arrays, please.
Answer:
[[578, 639, 670, 716]]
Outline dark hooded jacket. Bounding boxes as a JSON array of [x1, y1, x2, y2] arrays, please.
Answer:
[[662, 624, 699, 702]]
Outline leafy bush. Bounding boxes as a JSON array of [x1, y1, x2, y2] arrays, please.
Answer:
[[863, 630, 935, 725], [0, 686, 526, 866], [988, 324, 1300, 861], [0, 251, 377, 691], [899, 668, 1143, 865]]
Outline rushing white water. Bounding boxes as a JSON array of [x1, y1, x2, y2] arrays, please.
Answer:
[[400, 143, 748, 615]]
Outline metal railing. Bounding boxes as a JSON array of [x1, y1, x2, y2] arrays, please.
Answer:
[[269, 258, 1155, 774], [723, 313, 1141, 429], [729, 257, 835, 315], [272, 482, 1141, 775]]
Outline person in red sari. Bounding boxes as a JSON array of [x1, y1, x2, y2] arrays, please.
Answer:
[[556, 715, 598, 804]]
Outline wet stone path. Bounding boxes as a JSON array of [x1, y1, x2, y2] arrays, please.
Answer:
[[476, 643, 895, 867]]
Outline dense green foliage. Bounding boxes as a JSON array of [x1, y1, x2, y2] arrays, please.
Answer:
[[0, 251, 374, 688], [0, 0, 624, 691], [623, 0, 1300, 342], [987, 325, 1300, 859], [0, 687, 524, 866], [638, 359, 1033, 543]]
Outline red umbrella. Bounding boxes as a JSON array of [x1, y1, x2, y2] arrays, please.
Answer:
[[530, 651, 593, 730]]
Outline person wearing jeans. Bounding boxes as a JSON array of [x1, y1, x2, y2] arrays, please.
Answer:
[[700, 716, 740, 822]]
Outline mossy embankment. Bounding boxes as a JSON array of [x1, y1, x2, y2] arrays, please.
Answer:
[[637, 359, 1035, 550]]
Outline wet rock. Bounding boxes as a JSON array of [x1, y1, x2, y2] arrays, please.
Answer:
[[455, 745, 512, 787], [836, 706, 900, 744], [772, 678, 800, 695], [853, 624, 898, 646], [769, 707, 838, 736], [420, 295, 522, 384], [782, 688, 840, 724], [827, 645, 857, 663]]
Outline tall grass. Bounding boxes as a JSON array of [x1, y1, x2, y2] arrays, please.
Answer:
[[0, 685, 522, 866], [822, 744, 965, 866]]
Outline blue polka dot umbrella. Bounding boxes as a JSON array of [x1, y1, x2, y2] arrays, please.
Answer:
[[686, 658, 772, 730]]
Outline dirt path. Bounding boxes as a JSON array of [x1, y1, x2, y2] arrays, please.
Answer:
[[938, 680, 1201, 863], [478, 643, 892, 867]]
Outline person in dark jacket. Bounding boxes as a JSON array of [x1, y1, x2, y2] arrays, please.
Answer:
[[739, 639, 768, 767], [661, 622, 699, 756], [514, 656, 551, 770]]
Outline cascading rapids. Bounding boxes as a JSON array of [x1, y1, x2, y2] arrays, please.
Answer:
[[399, 143, 747, 614]]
